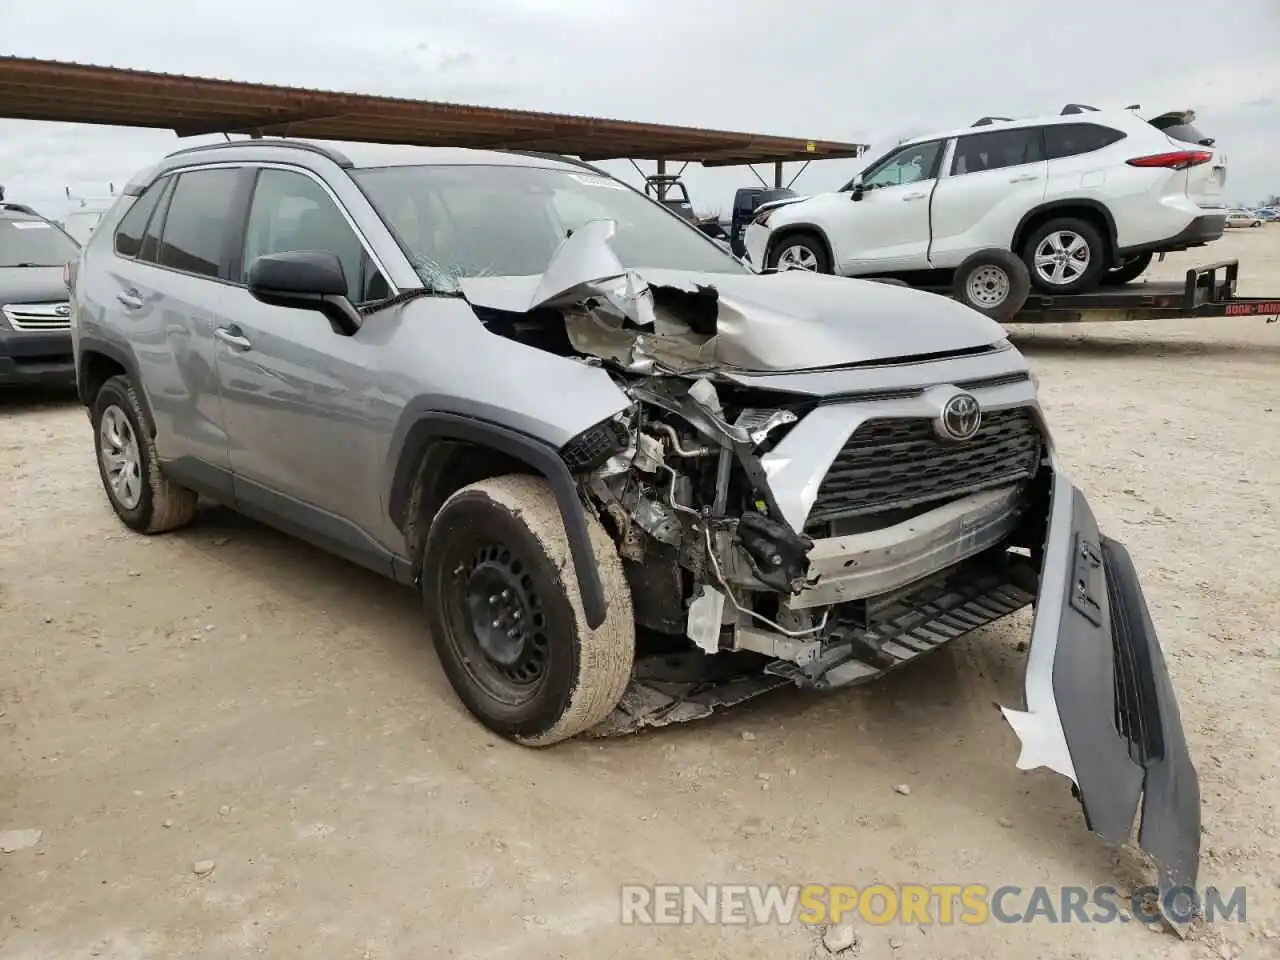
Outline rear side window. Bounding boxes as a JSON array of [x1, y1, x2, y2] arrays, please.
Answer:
[[1043, 123, 1127, 160], [114, 177, 169, 258], [157, 168, 242, 279], [950, 128, 1044, 175]]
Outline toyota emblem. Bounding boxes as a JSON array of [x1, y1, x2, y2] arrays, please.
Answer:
[[935, 392, 982, 441], [55, 303, 71, 318]]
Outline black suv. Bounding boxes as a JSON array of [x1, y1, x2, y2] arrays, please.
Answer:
[[0, 203, 81, 386]]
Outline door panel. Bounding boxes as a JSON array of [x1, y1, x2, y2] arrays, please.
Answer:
[[97, 170, 239, 475], [830, 139, 945, 273], [928, 128, 1047, 268], [215, 167, 392, 538], [215, 288, 386, 533]]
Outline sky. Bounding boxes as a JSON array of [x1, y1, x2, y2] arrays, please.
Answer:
[[3, 0, 1279, 222]]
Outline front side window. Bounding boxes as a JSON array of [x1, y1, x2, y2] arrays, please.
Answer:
[[157, 168, 242, 279], [860, 140, 945, 190], [352, 163, 746, 290], [950, 128, 1044, 175], [0, 217, 80, 267], [241, 169, 388, 304]]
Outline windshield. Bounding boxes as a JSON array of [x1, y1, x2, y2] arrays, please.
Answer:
[[0, 218, 80, 267], [352, 164, 747, 290]]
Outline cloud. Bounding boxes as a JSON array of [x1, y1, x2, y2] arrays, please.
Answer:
[[3, 0, 1278, 220]]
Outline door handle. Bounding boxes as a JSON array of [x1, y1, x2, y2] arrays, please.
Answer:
[[1009, 174, 1039, 183], [116, 291, 143, 309], [214, 327, 253, 351], [902, 192, 928, 201]]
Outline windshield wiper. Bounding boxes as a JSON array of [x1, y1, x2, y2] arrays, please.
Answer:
[[360, 284, 466, 315]]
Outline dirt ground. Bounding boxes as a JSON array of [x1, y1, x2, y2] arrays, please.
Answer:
[[2, 229, 1278, 960]]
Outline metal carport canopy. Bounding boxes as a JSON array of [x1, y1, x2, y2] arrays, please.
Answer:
[[0, 57, 867, 167]]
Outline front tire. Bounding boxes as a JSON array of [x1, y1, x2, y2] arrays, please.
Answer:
[[92, 375, 197, 534], [766, 231, 832, 274], [1022, 217, 1106, 295], [421, 474, 635, 746]]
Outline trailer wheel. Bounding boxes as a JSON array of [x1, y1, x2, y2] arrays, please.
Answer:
[[950, 250, 1030, 321], [1101, 252, 1153, 286]]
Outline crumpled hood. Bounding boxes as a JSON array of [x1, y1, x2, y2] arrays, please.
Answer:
[[456, 219, 1006, 373]]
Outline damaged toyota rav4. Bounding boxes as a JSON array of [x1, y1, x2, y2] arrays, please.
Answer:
[[73, 141, 1199, 894]]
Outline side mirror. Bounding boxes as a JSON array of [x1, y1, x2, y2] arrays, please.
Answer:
[[850, 179, 865, 201], [247, 250, 361, 335]]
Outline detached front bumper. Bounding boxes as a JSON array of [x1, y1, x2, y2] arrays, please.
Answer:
[[1003, 468, 1201, 894]]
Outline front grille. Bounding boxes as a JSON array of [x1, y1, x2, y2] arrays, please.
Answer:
[[2, 301, 72, 331], [808, 407, 1042, 526]]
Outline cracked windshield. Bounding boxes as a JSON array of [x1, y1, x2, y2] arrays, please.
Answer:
[[353, 163, 748, 290]]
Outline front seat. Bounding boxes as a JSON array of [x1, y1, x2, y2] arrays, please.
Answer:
[[282, 206, 366, 302]]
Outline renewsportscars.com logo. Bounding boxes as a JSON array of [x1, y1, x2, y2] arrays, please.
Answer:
[[620, 883, 1247, 927]]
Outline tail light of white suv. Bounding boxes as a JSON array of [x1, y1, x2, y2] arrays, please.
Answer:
[[1125, 150, 1214, 170]]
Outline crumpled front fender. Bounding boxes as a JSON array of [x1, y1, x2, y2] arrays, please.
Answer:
[[1002, 467, 1201, 895]]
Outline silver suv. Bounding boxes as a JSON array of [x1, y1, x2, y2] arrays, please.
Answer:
[[72, 139, 1199, 894]]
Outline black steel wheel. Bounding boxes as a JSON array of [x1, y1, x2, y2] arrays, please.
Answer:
[[421, 474, 635, 745], [442, 539, 553, 705]]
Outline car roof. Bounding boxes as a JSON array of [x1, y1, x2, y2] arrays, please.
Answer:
[[164, 138, 590, 172], [125, 138, 598, 195], [899, 109, 1143, 146]]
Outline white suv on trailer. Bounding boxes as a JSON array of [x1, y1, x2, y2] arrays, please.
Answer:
[[744, 106, 1227, 298]]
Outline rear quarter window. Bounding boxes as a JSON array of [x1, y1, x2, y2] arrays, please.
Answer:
[[114, 178, 169, 258], [1043, 123, 1127, 160]]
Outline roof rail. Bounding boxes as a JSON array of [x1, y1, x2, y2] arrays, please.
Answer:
[[164, 137, 354, 168], [501, 150, 608, 175], [972, 116, 1013, 127], [1060, 104, 1100, 115]]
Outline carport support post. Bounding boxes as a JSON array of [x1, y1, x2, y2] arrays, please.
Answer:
[[655, 159, 668, 200], [773, 161, 784, 189]]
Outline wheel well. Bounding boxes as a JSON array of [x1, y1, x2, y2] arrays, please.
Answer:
[[78, 351, 126, 408], [767, 224, 833, 267], [1013, 204, 1116, 262], [403, 439, 539, 569]]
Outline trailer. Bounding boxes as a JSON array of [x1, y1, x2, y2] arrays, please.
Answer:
[[913, 248, 1280, 325], [1005, 260, 1279, 324]]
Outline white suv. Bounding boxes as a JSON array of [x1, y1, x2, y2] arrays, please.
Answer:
[[744, 107, 1227, 296]]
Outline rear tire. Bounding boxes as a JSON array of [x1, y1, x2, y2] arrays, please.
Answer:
[[950, 249, 1031, 321], [1101, 251, 1154, 287], [766, 231, 832, 274], [421, 474, 635, 746], [92, 375, 197, 534], [1022, 217, 1107, 295]]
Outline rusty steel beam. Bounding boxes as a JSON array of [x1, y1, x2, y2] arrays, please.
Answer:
[[0, 56, 868, 165]]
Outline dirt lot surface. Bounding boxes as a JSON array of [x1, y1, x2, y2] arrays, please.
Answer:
[[2, 229, 1278, 960]]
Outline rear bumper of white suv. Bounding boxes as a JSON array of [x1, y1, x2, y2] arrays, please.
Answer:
[[1119, 212, 1226, 258]]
